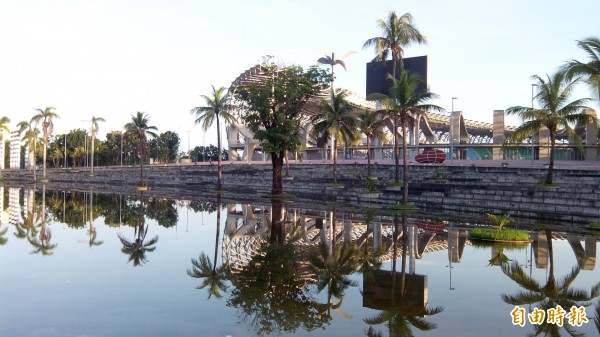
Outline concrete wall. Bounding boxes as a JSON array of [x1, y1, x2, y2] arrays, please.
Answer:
[[3, 162, 600, 224]]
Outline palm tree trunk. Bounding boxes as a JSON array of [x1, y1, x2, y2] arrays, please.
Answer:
[[401, 112, 409, 205], [139, 154, 144, 187], [545, 131, 556, 184], [366, 136, 371, 177], [42, 141, 47, 179], [333, 138, 338, 184], [393, 111, 400, 183], [216, 113, 223, 190], [213, 194, 221, 274], [91, 132, 95, 175]]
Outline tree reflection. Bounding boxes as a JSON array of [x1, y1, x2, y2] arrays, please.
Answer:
[[364, 215, 443, 337], [309, 242, 361, 318], [226, 199, 330, 336], [83, 189, 103, 248], [501, 230, 600, 337], [117, 191, 158, 266], [27, 185, 57, 256], [188, 194, 228, 299]]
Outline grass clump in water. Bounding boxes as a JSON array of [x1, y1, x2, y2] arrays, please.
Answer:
[[470, 228, 530, 242]]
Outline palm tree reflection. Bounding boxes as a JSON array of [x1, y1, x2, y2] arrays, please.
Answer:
[[117, 191, 158, 266], [364, 215, 443, 337], [501, 230, 600, 336], [26, 185, 58, 256], [188, 194, 228, 299]]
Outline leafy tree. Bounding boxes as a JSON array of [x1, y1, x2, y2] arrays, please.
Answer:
[[32, 107, 59, 179], [234, 62, 330, 194], [124, 112, 158, 187], [17, 120, 41, 174], [149, 131, 180, 163], [144, 197, 178, 228], [358, 110, 385, 177], [506, 71, 595, 184], [368, 72, 443, 204], [311, 90, 358, 183], [564, 37, 600, 100], [191, 86, 236, 190]]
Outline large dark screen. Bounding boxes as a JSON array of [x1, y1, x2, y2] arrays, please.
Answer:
[[365, 55, 428, 96]]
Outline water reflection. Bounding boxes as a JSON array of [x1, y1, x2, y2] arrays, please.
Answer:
[[2, 187, 599, 336], [117, 191, 159, 266], [501, 230, 600, 337]]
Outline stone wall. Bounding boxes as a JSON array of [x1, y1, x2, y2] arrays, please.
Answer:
[[3, 162, 599, 224]]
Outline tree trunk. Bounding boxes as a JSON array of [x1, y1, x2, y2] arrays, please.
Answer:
[[271, 151, 284, 195], [393, 111, 400, 183], [139, 154, 144, 187], [366, 136, 371, 177], [401, 112, 409, 205], [91, 133, 95, 175], [545, 131, 556, 184], [269, 199, 284, 244], [333, 138, 338, 184], [42, 141, 47, 179], [216, 113, 223, 190], [213, 193, 221, 274]]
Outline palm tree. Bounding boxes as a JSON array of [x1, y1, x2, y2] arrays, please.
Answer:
[[117, 193, 158, 266], [190, 86, 236, 190], [363, 11, 427, 81], [311, 90, 358, 184], [358, 110, 385, 177], [17, 120, 40, 178], [506, 71, 594, 184], [124, 112, 158, 187], [89, 116, 106, 175], [564, 37, 600, 100], [32, 107, 59, 180], [368, 72, 443, 204], [0, 116, 10, 179], [317, 51, 355, 96]]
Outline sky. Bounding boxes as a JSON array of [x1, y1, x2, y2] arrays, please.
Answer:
[[1, 0, 599, 151]]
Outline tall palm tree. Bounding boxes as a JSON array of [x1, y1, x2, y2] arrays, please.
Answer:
[[368, 72, 443, 204], [117, 192, 158, 266], [0, 116, 10, 179], [17, 120, 40, 178], [32, 107, 59, 180], [358, 110, 385, 177], [124, 112, 158, 187], [507, 71, 594, 184], [363, 11, 426, 185], [190, 86, 236, 190], [363, 11, 426, 82], [564, 37, 600, 100], [89, 116, 106, 175], [311, 90, 358, 184]]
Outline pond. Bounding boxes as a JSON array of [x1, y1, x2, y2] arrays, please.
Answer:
[[1, 186, 599, 337]]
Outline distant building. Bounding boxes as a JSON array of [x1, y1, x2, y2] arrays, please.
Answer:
[[9, 131, 20, 169]]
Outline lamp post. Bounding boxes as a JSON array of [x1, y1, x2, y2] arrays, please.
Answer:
[[120, 130, 123, 166], [63, 133, 67, 168], [531, 84, 537, 165], [450, 97, 457, 163]]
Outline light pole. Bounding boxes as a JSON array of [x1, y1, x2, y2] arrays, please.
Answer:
[[120, 130, 123, 166], [450, 97, 457, 163], [202, 132, 206, 162], [531, 84, 537, 164], [63, 134, 67, 168], [187, 130, 190, 155]]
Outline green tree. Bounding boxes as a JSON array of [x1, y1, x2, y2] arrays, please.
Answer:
[[0, 116, 10, 178], [149, 131, 180, 164], [564, 37, 600, 100], [358, 110, 385, 177], [89, 116, 105, 174], [368, 72, 443, 204], [32, 107, 59, 180], [234, 62, 330, 194], [507, 71, 595, 184], [311, 90, 358, 184], [124, 112, 158, 187], [190, 86, 236, 190], [363, 11, 426, 80]]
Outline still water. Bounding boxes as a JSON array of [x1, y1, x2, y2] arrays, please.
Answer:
[[1, 187, 599, 337]]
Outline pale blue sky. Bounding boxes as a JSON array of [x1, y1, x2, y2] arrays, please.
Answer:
[[1, 0, 598, 149]]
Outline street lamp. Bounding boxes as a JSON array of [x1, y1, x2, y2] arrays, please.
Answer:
[[531, 84, 537, 164], [450, 97, 457, 163], [120, 130, 123, 166]]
